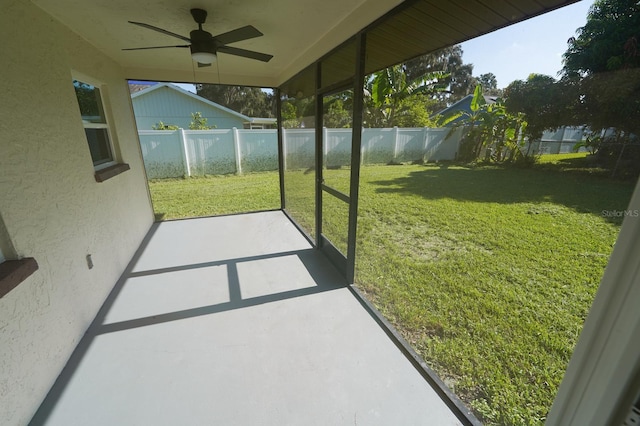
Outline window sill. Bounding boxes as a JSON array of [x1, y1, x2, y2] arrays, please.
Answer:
[[0, 258, 38, 299], [94, 163, 130, 182]]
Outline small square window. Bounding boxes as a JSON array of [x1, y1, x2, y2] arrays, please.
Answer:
[[73, 80, 114, 167]]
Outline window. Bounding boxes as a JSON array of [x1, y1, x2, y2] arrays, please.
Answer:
[[72, 78, 129, 181], [73, 79, 114, 167]]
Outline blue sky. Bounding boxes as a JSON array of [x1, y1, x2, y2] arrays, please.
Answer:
[[175, 0, 594, 93], [460, 0, 594, 88]]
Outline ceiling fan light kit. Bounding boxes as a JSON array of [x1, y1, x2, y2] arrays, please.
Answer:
[[123, 8, 273, 66], [190, 49, 216, 64], [191, 51, 216, 64]]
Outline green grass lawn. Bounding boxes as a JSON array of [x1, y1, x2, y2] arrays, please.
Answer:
[[148, 172, 280, 220], [354, 161, 633, 424], [147, 156, 635, 425]]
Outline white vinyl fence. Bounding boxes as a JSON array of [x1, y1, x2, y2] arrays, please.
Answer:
[[139, 127, 465, 179], [525, 126, 590, 154], [138, 126, 593, 179]]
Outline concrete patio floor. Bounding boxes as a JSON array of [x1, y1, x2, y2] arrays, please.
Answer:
[[30, 211, 462, 425]]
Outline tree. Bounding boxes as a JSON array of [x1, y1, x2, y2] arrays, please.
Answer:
[[505, 0, 640, 140], [562, 0, 640, 77], [452, 85, 528, 162], [477, 73, 497, 91], [280, 101, 299, 128], [477, 73, 503, 96], [196, 84, 274, 118], [503, 1, 640, 177], [189, 112, 215, 130], [404, 45, 477, 109], [560, 0, 640, 177], [323, 97, 352, 128], [504, 74, 569, 141], [280, 96, 314, 128], [365, 64, 448, 127], [576, 68, 640, 135], [559, 0, 640, 135], [393, 94, 439, 128], [152, 121, 180, 130], [448, 63, 477, 103], [73, 80, 100, 117]]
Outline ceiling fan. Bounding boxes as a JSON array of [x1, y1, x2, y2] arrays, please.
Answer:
[[123, 8, 273, 67]]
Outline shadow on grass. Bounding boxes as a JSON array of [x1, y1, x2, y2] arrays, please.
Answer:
[[369, 165, 635, 225]]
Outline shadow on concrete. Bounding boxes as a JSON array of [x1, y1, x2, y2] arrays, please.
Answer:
[[29, 223, 344, 425]]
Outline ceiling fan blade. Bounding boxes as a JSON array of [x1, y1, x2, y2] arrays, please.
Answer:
[[128, 21, 191, 43], [214, 25, 263, 45], [197, 62, 211, 68], [217, 46, 273, 62], [123, 45, 190, 51]]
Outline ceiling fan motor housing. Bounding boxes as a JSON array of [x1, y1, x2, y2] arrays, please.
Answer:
[[189, 29, 216, 55]]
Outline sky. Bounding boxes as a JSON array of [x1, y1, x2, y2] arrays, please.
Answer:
[[175, 0, 595, 93], [460, 0, 594, 88], [174, 82, 197, 93]]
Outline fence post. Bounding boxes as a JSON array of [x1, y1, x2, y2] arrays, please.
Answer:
[[233, 127, 242, 175], [422, 127, 429, 162], [282, 128, 287, 171], [392, 126, 400, 162], [179, 128, 191, 177], [361, 127, 365, 165], [323, 127, 328, 165]]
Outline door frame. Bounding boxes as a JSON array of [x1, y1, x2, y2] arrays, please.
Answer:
[[313, 34, 366, 283]]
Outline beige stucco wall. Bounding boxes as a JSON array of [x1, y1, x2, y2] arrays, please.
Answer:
[[0, 1, 154, 424]]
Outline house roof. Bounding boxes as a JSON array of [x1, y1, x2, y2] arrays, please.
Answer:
[[433, 94, 499, 125], [247, 117, 278, 126], [32, 0, 578, 87], [131, 82, 256, 122]]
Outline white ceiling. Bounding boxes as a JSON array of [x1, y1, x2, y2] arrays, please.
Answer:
[[32, 0, 578, 88], [33, 0, 403, 87]]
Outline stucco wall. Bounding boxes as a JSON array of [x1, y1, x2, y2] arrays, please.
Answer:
[[0, 2, 154, 424], [132, 86, 246, 130]]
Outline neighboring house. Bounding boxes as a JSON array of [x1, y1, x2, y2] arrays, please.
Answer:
[[246, 116, 279, 129], [130, 82, 276, 130], [432, 93, 499, 126]]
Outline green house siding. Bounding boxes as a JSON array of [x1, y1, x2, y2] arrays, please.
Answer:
[[132, 85, 246, 130]]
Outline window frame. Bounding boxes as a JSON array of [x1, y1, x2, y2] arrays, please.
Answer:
[[72, 74, 129, 181], [73, 78, 116, 169], [83, 123, 115, 170]]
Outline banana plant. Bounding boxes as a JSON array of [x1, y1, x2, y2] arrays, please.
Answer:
[[367, 65, 449, 127], [445, 84, 528, 162]]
